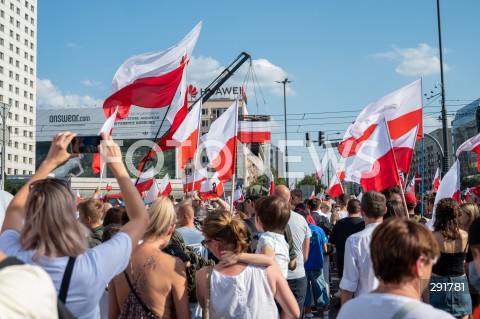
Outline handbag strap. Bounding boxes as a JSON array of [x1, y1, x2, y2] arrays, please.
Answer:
[[123, 270, 154, 316], [390, 300, 419, 319], [59, 257, 76, 303], [203, 266, 214, 319], [0, 256, 24, 268]]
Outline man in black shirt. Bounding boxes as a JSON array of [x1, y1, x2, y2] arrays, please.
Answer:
[[329, 198, 365, 279]]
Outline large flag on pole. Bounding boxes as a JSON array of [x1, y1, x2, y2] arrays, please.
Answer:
[[238, 121, 271, 143], [267, 171, 275, 195], [345, 119, 400, 192], [433, 167, 441, 192], [201, 100, 238, 182], [159, 174, 172, 197], [199, 174, 224, 200], [92, 106, 118, 174], [173, 100, 202, 169], [135, 168, 155, 193], [456, 133, 480, 172], [338, 79, 422, 157], [327, 173, 343, 199], [183, 168, 208, 193], [392, 125, 418, 174], [144, 180, 159, 203], [103, 21, 202, 120]]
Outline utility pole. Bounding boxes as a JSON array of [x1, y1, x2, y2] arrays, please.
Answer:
[[436, 0, 449, 174], [0, 103, 10, 191], [276, 78, 292, 187]]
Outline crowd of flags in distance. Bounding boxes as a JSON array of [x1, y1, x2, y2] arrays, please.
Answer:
[[74, 21, 480, 213]]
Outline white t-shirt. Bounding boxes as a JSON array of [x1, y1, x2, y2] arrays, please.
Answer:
[[337, 292, 455, 319], [0, 230, 132, 319], [256, 231, 289, 278], [287, 211, 312, 280], [337, 210, 349, 219]]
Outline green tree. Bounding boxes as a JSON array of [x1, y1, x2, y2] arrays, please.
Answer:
[[461, 175, 480, 190], [251, 168, 285, 188], [296, 174, 326, 194]]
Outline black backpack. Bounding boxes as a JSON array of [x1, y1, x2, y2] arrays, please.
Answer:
[[0, 256, 77, 319], [317, 215, 333, 237]]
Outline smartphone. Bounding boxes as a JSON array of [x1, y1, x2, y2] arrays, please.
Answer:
[[70, 135, 102, 154]]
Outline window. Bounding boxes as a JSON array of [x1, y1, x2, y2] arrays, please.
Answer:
[[0, 52, 3, 59], [7, 154, 11, 160], [24, 39, 27, 46], [15, 101, 18, 108], [29, 119, 32, 125], [29, 80, 33, 87], [15, 46, 18, 54], [9, 30, 13, 37], [30, 42, 33, 49], [30, 18, 34, 25], [16, 33, 19, 41], [15, 73, 19, 81], [15, 87, 19, 94], [9, 57, 13, 64], [23, 143, 26, 150], [15, 60, 19, 67], [23, 78, 27, 84], [0, 81, 2, 88], [16, 21, 20, 28], [24, 13, 28, 20], [0, 24, 3, 31], [9, 43, 13, 51], [30, 30, 33, 37], [29, 67, 33, 75], [29, 106, 33, 112], [202, 108, 209, 115], [29, 158, 32, 164], [24, 26, 27, 33], [14, 169, 17, 174], [23, 116, 27, 123], [14, 114, 18, 121], [201, 120, 209, 127], [7, 168, 11, 174], [14, 127, 18, 134], [23, 103, 27, 110], [29, 131, 32, 138], [29, 55, 33, 62], [29, 93, 32, 100], [28, 145, 32, 151], [8, 84, 12, 92], [23, 157, 26, 163], [0, 11, 4, 18], [14, 155, 18, 161], [9, 17, 13, 24], [24, 52, 27, 59]]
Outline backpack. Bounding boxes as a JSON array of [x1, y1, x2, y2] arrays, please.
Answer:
[[317, 215, 333, 237], [0, 256, 77, 319]]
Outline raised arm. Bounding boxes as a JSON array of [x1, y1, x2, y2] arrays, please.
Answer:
[[99, 133, 148, 245], [2, 132, 77, 233], [220, 245, 275, 267]]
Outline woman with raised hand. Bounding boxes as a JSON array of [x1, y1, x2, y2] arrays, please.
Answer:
[[196, 210, 299, 319], [108, 196, 189, 318], [0, 132, 149, 319]]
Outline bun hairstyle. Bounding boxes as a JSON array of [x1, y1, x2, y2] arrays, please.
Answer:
[[202, 210, 248, 254], [434, 198, 461, 239]]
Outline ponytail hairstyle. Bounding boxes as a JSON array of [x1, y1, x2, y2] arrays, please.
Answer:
[[202, 210, 248, 254]]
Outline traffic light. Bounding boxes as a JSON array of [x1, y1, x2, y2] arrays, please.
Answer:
[[306, 133, 312, 147], [318, 131, 324, 146]]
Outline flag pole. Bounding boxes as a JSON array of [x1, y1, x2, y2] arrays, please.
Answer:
[[189, 101, 203, 199], [384, 118, 409, 218], [230, 100, 239, 214]]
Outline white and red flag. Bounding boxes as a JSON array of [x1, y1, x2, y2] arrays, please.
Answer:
[[310, 189, 315, 199], [199, 174, 224, 200], [433, 168, 441, 192], [327, 173, 344, 199], [392, 125, 418, 174], [201, 100, 238, 182], [135, 168, 155, 194], [173, 100, 202, 169], [159, 174, 172, 197], [105, 182, 113, 192], [456, 133, 480, 172], [338, 79, 422, 157], [344, 119, 400, 192], [76, 190, 81, 204], [144, 180, 159, 203], [183, 168, 208, 193], [267, 171, 275, 195], [315, 168, 323, 185], [238, 121, 271, 143], [103, 21, 202, 120], [233, 187, 244, 205], [92, 106, 118, 174], [405, 178, 415, 193]]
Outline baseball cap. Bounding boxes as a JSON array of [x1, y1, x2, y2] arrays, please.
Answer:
[[404, 192, 416, 205], [469, 217, 480, 246]]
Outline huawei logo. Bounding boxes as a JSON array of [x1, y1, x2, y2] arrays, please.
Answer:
[[188, 84, 198, 99]]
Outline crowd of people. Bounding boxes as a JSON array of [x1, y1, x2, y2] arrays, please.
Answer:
[[1, 131, 480, 319]]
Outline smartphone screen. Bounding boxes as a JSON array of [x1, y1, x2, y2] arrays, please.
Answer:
[[70, 135, 102, 154]]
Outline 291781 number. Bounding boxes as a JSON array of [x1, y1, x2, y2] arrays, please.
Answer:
[[429, 282, 465, 292]]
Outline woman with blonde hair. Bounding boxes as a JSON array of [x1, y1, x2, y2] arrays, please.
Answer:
[[196, 210, 299, 318], [460, 203, 480, 232], [0, 132, 149, 319], [109, 196, 189, 319], [430, 198, 471, 319]]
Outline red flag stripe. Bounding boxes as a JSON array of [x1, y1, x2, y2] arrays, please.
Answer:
[[237, 131, 271, 143], [211, 137, 237, 183]]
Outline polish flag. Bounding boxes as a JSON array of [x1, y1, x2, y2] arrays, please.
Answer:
[[315, 169, 323, 185], [432, 168, 441, 192], [310, 189, 315, 199], [345, 120, 400, 192], [327, 173, 344, 199], [183, 168, 208, 193], [173, 100, 202, 169], [238, 121, 271, 143], [267, 171, 275, 195], [144, 180, 159, 203], [135, 168, 155, 194], [233, 187, 244, 205], [76, 190, 81, 204], [393, 125, 418, 174], [430, 160, 461, 228], [103, 21, 202, 120], [405, 178, 415, 193], [201, 100, 238, 182], [456, 133, 480, 172], [159, 174, 172, 197], [105, 182, 112, 192], [92, 106, 118, 174], [199, 174, 224, 200], [338, 79, 422, 157]]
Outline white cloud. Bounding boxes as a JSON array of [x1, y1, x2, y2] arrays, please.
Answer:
[[80, 79, 103, 89], [373, 43, 450, 76], [188, 56, 293, 97], [66, 42, 79, 48], [37, 78, 104, 108]]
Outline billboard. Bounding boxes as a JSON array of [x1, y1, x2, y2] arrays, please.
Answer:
[[36, 106, 169, 142]]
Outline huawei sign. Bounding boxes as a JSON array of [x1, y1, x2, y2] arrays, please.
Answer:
[[188, 84, 198, 99]]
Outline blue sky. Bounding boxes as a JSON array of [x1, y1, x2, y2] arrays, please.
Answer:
[[37, 1, 480, 178]]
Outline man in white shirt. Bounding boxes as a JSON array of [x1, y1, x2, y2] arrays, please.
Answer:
[[336, 194, 349, 219], [338, 218, 454, 319], [340, 191, 385, 304]]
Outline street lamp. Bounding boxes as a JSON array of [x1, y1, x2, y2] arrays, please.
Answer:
[[276, 78, 292, 188]]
